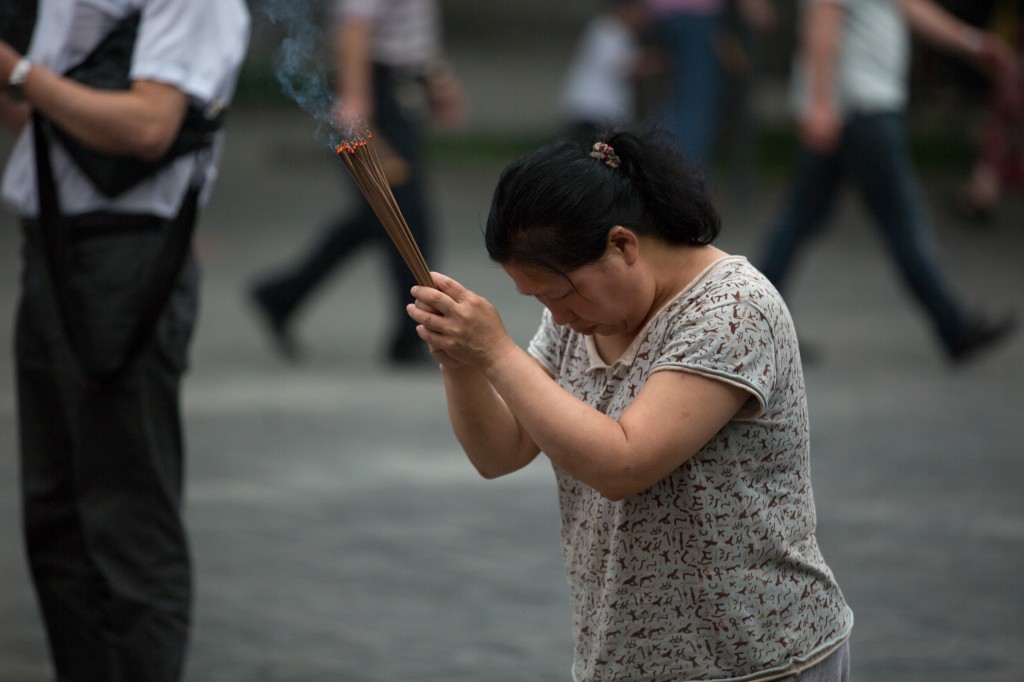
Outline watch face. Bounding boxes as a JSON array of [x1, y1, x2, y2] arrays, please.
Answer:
[[8, 58, 30, 100]]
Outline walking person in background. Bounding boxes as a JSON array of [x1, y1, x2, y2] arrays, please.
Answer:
[[953, 0, 1024, 224], [406, 129, 853, 681], [642, 0, 775, 171], [0, 0, 250, 679], [249, 0, 466, 366], [560, 0, 654, 144], [758, 0, 1017, 363]]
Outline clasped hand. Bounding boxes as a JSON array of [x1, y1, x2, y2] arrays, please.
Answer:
[[406, 272, 514, 370]]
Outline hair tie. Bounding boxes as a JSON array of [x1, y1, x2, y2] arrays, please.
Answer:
[[589, 142, 621, 168]]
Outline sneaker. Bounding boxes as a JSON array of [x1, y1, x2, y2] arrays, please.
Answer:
[[945, 314, 1016, 364]]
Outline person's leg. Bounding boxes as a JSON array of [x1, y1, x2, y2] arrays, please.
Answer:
[[79, 256, 198, 681], [374, 67, 435, 364], [843, 113, 971, 342], [251, 198, 377, 324], [251, 65, 429, 363], [17, 234, 117, 680], [844, 112, 1015, 360], [757, 145, 844, 294], [652, 12, 725, 169]]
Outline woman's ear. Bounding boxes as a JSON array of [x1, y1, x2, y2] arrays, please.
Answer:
[[607, 225, 640, 264]]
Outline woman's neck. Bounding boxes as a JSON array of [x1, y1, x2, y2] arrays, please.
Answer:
[[647, 244, 728, 321]]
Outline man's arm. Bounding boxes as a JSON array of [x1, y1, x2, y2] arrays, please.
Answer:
[[800, 1, 845, 153], [900, 0, 1015, 76], [333, 17, 374, 129], [0, 41, 187, 159]]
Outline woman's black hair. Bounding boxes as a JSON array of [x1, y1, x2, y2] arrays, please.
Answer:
[[485, 127, 720, 275]]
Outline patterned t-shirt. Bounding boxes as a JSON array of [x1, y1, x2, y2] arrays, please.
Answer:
[[527, 256, 853, 681]]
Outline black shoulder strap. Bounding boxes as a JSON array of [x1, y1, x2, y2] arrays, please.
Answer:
[[32, 112, 203, 385], [48, 12, 224, 198]]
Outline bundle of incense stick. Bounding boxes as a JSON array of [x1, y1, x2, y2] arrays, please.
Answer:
[[335, 130, 433, 287]]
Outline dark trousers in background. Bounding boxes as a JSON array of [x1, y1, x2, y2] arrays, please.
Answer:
[[254, 63, 431, 360], [16, 220, 198, 681], [759, 111, 970, 347]]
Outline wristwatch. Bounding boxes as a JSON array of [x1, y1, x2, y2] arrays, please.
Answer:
[[7, 57, 32, 101]]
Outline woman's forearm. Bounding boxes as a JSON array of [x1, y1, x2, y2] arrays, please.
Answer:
[[480, 344, 635, 495], [442, 363, 540, 478]]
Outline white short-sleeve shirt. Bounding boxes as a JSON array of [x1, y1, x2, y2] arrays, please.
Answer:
[[790, 0, 909, 117], [2, 0, 251, 218], [560, 15, 639, 126], [335, 0, 441, 70]]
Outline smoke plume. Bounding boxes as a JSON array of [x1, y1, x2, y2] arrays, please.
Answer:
[[260, 0, 335, 140]]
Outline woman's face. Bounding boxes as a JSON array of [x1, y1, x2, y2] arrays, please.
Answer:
[[503, 254, 643, 337]]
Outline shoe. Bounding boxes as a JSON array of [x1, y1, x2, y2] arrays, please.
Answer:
[[249, 283, 301, 361], [944, 314, 1016, 364]]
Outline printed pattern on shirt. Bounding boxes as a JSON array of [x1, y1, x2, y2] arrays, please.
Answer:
[[528, 257, 852, 681]]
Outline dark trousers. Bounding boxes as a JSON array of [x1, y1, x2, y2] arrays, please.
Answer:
[[16, 220, 198, 681], [759, 112, 968, 346], [256, 63, 431, 353]]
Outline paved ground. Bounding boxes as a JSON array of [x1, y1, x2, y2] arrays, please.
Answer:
[[1, 45, 1023, 682]]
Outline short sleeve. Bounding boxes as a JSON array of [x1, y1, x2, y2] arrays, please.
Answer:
[[652, 300, 776, 420], [132, 0, 250, 103]]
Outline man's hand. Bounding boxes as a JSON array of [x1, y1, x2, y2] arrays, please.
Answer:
[[425, 67, 466, 131], [801, 98, 842, 154]]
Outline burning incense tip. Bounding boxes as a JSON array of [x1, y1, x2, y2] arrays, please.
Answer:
[[334, 130, 433, 288], [335, 129, 373, 155]]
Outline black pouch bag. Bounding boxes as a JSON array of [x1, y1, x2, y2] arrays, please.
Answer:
[[33, 114, 201, 384], [30, 12, 213, 383]]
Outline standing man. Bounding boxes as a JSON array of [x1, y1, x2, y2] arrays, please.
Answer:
[[758, 0, 1017, 363], [0, 1, 249, 679], [249, 0, 466, 365]]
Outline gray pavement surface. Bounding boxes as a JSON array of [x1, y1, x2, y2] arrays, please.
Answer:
[[2, 49, 1023, 682]]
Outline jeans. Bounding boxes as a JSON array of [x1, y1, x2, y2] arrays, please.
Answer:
[[650, 11, 725, 168], [759, 112, 967, 345]]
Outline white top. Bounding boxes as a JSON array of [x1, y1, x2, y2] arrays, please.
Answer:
[[336, 0, 441, 70], [528, 256, 853, 681], [791, 0, 909, 117], [560, 15, 639, 127], [2, 0, 251, 219]]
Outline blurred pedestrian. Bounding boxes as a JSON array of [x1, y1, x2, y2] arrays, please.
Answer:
[[718, 0, 777, 206], [758, 0, 1017, 364], [249, 0, 466, 366], [407, 129, 853, 681], [0, 0, 250, 679], [953, 0, 1024, 223], [560, 0, 654, 144], [642, 0, 775, 170]]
